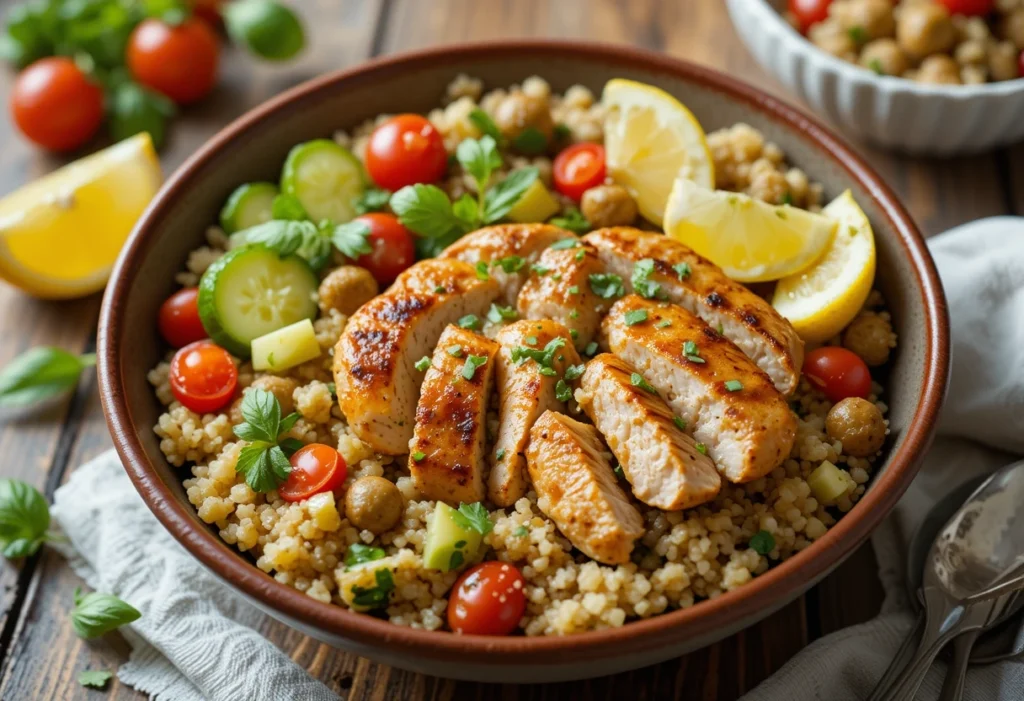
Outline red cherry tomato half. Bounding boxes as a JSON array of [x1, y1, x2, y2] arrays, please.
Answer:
[[788, 0, 832, 33], [354, 213, 416, 285], [365, 114, 448, 190], [803, 346, 872, 404], [447, 561, 527, 636], [127, 18, 220, 105], [158, 287, 207, 348], [552, 143, 607, 201], [280, 444, 347, 502], [10, 57, 104, 152], [936, 0, 993, 15], [169, 340, 238, 414]]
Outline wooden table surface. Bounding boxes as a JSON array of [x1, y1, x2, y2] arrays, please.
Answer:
[[0, 1, 1020, 699]]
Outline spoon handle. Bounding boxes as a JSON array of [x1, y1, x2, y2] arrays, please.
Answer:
[[938, 629, 979, 701], [866, 612, 924, 701]]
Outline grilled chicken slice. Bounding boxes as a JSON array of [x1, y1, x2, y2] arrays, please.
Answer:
[[334, 260, 500, 454], [577, 354, 721, 510], [601, 296, 796, 483], [584, 227, 804, 395], [489, 320, 583, 507], [527, 411, 644, 565], [517, 240, 609, 351], [408, 325, 499, 505], [441, 224, 576, 304]]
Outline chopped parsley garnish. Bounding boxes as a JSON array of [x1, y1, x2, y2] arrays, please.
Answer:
[[414, 356, 431, 372], [575, 248, 586, 262], [569, 329, 579, 340], [750, 530, 775, 555], [632, 258, 665, 299], [525, 335, 538, 345], [475, 261, 490, 280], [569, 309, 580, 319], [630, 372, 657, 394], [613, 464, 624, 479], [345, 543, 386, 567], [588, 273, 625, 299], [411, 451, 426, 462], [549, 238, 581, 250], [495, 448, 506, 460], [551, 273, 562, 281], [450, 502, 494, 535], [716, 323, 724, 335], [487, 303, 518, 323], [511, 337, 566, 371], [696, 442, 708, 455], [624, 309, 648, 326], [725, 380, 743, 392], [584, 341, 599, 356], [673, 262, 691, 281], [327, 382, 337, 398], [461, 355, 488, 380], [548, 208, 590, 234], [493, 255, 525, 273], [780, 191, 794, 206], [433, 285, 446, 293], [847, 25, 867, 43], [531, 263, 551, 276], [539, 366, 557, 376], [683, 340, 705, 364], [868, 58, 884, 75], [656, 319, 672, 329], [350, 569, 394, 609], [446, 345, 463, 358], [567, 285, 580, 295], [673, 416, 687, 431], [458, 314, 480, 329], [555, 379, 572, 402], [564, 364, 585, 380], [513, 525, 530, 537], [449, 550, 465, 570]]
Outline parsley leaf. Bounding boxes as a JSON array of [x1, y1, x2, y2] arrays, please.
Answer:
[[630, 372, 657, 394], [446, 345, 463, 358], [457, 314, 480, 330], [564, 364, 585, 381], [484, 167, 539, 223], [673, 262, 692, 281], [78, 670, 113, 689], [487, 303, 518, 324], [588, 273, 625, 299], [412, 450, 426, 461], [461, 355, 488, 380], [451, 502, 494, 535], [549, 207, 590, 234], [725, 379, 743, 392], [624, 309, 648, 326], [331, 220, 373, 259], [71, 588, 141, 639], [513, 525, 529, 537], [456, 135, 503, 191], [673, 416, 687, 431], [493, 255, 526, 273], [414, 356, 431, 372], [549, 237, 581, 250], [683, 340, 705, 364], [510, 337, 566, 370], [353, 187, 391, 215], [632, 258, 664, 299], [231, 388, 304, 493], [555, 379, 572, 402], [235, 444, 292, 494], [656, 319, 672, 329], [345, 543, 386, 567], [696, 442, 708, 455], [390, 184, 470, 241], [584, 341, 599, 356], [475, 261, 490, 280]]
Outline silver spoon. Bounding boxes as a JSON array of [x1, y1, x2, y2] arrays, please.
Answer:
[[868, 459, 1024, 701]]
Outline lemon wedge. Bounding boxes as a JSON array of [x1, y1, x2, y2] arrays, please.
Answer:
[[771, 190, 876, 344], [602, 78, 714, 226], [0, 133, 162, 300], [664, 177, 835, 283]]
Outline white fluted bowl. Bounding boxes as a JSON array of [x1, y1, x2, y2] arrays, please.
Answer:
[[726, 0, 1024, 155]]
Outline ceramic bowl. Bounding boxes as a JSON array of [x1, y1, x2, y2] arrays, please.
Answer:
[[98, 40, 949, 683], [727, 0, 1024, 155]]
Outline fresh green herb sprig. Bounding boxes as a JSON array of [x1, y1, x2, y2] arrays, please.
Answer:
[[0, 347, 95, 408], [588, 273, 624, 299], [71, 588, 141, 639], [78, 670, 113, 689], [468, 108, 549, 155], [549, 207, 590, 234], [0, 478, 62, 558], [510, 337, 566, 372], [353, 187, 391, 215], [632, 259, 666, 300], [451, 502, 494, 535], [231, 218, 371, 271], [232, 388, 303, 493], [350, 569, 394, 609], [345, 543, 386, 568], [630, 372, 657, 394]]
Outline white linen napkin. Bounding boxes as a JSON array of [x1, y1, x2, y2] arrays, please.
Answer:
[[50, 217, 1024, 701]]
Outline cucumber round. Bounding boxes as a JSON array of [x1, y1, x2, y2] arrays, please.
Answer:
[[198, 245, 319, 357], [280, 139, 365, 224], [219, 182, 279, 234]]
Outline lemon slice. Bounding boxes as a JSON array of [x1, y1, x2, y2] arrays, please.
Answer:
[[664, 177, 835, 282], [771, 190, 876, 344], [0, 133, 162, 300], [602, 78, 714, 226]]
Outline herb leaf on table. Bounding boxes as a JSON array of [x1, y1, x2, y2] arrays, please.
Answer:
[[78, 670, 113, 689], [0, 347, 96, 407], [0, 478, 60, 558], [71, 588, 141, 639]]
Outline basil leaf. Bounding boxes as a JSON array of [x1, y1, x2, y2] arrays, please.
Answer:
[[468, 108, 503, 142], [451, 194, 479, 229], [345, 543, 386, 567], [331, 220, 373, 259], [456, 135, 502, 191], [78, 670, 113, 689], [271, 193, 307, 221], [390, 184, 468, 240], [71, 589, 141, 639], [511, 126, 547, 155], [353, 187, 391, 215], [232, 220, 309, 258], [223, 0, 306, 61], [236, 388, 281, 443], [107, 79, 175, 150], [483, 167, 538, 223], [0, 347, 95, 407]]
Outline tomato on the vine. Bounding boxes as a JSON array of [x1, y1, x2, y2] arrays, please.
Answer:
[[127, 18, 220, 105], [365, 115, 448, 190], [552, 143, 606, 201], [936, 0, 994, 15], [10, 57, 104, 152], [280, 444, 346, 502], [169, 340, 238, 413], [788, 0, 832, 33], [159, 287, 207, 348], [803, 346, 872, 404], [354, 213, 416, 285], [447, 561, 527, 635]]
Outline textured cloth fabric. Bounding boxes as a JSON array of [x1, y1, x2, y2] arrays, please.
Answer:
[[742, 216, 1024, 700], [50, 217, 1023, 700]]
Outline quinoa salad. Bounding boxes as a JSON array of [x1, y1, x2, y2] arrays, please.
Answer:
[[148, 74, 897, 636]]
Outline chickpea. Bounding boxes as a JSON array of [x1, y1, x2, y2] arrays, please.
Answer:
[[580, 184, 638, 228], [317, 265, 379, 316], [344, 476, 403, 534], [810, 19, 858, 60], [826, 397, 887, 457], [250, 376, 298, 415], [915, 55, 962, 84], [1001, 9, 1024, 50], [988, 41, 1021, 81], [831, 0, 896, 41], [897, 3, 956, 59], [492, 91, 554, 146], [859, 38, 909, 76], [843, 312, 894, 366]]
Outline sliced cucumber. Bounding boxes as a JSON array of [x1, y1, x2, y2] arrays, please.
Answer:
[[220, 182, 279, 234], [251, 318, 321, 371], [422, 502, 482, 572], [281, 139, 366, 225], [198, 245, 318, 357]]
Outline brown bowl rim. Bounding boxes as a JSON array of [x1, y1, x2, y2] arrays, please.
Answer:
[[98, 39, 949, 664]]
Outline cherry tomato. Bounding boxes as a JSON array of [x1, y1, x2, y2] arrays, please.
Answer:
[[803, 346, 872, 404], [552, 143, 607, 201], [936, 0, 993, 15], [280, 444, 347, 502], [354, 213, 416, 284], [447, 561, 527, 635], [158, 287, 207, 348], [365, 114, 448, 190], [10, 57, 104, 152], [127, 18, 220, 105], [788, 0, 832, 33], [190, 0, 224, 26], [169, 340, 238, 414]]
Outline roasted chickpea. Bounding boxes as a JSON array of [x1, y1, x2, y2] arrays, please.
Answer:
[[344, 476, 403, 534], [859, 38, 909, 75], [580, 184, 638, 228], [988, 41, 1021, 81], [915, 55, 962, 84], [897, 3, 956, 59], [492, 91, 554, 146], [810, 19, 858, 60], [318, 265, 379, 316], [843, 312, 894, 366], [832, 0, 896, 41], [1001, 9, 1024, 50], [826, 397, 887, 457], [250, 376, 298, 415]]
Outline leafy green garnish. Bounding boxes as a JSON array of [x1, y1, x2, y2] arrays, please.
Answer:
[[750, 530, 775, 555], [0, 479, 58, 558], [673, 416, 687, 431], [350, 569, 394, 609], [484, 168, 539, 222], [531, 263, 550, 276], [564, 364, 585, 381], [412, 450, 426, 462], [683, 340, 705, 364], [457, 135, 503, 192], [353, 187, 391, 215], [233, 218, 370, 271], [512, 126, 548, 155], [656, 319, 672, 329], [468, 108, 502, 142], [725, 379, 743, 392], [107, 74, 175, 149], [450, 502, 494, 535], [492, 255, 525, 273], [510, 337, 566, 370], [457, 314, 480, 330], [513, 525, 529, 537], [630, 372, 657, 394], [71, 588, 141, 639], [696, 442, 708, 455], [555, 379, 572, 402], [446, 345, 463, 358], [624, 309, 648, 326], [549, 208, 590, 234], [271, 193, 307, 221], [568, 285, 579, 295], [345, 543, 386, 567], [461, 355, 488, 380], [673, 262, 691, 281], [487, 304, 518, 324], [584, 341, 599, 356], [588, 273, 624, 299], [495, 448, 506, 461], [78, 670, 113, 689], [0, 347, 95, 407], [549, 237, 581, 250], [232, 389, 303, 493], [414, 356, 431, 372], [632, 258, 665, 300], [390, 184, 470, 242], [475, 261, 490, 280]]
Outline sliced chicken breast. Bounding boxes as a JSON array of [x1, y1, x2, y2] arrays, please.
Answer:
[[577, 353, 721, 510], [408, 325, 499, 505], [334, 259, 499, 455], [601, 296, 796, 483], [489, 320, 583, 507], [584, 227, 804, 395], [517, 240, 609, 351], [527, 411, 644, 565], [441, 224, 576, 304]]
